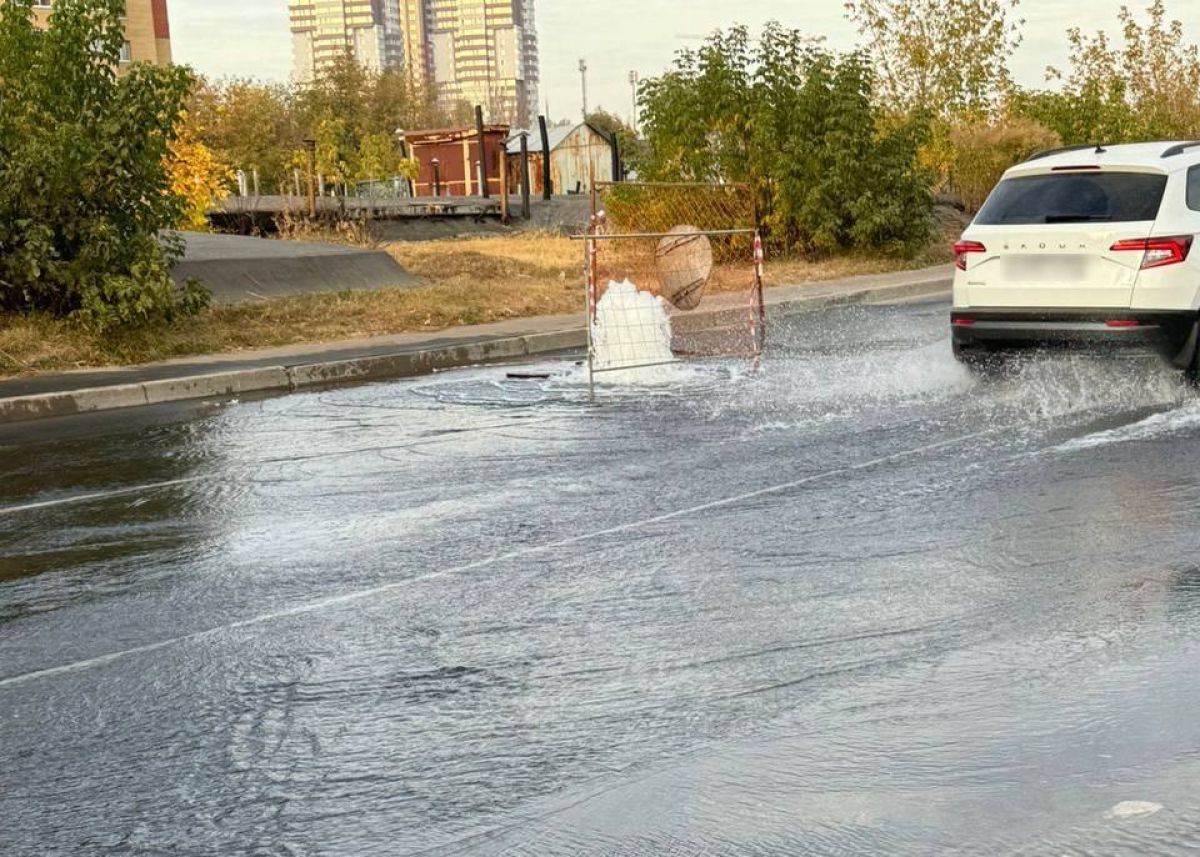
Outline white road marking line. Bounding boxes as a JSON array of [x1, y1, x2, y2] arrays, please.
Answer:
[[0, 477, 212, 516], [0, 429, 992, 691]]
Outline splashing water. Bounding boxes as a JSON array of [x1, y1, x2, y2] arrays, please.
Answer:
[[591, 280, 677, 383], [1053, 399, 1200, 453]]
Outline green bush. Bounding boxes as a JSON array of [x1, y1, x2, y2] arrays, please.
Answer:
[[949, 118, 1062, 212], [0, 0, 208, 330], [638, 25, 933, 256]]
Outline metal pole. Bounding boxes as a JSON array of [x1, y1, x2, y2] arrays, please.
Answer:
[[579, 58, 588, 121], [586, 183, 599, 401], [519, 132, 531, 220], [587, 232, 596, 403], [474, 105, 489, 199], [303, 138, 317, 218], [610, 131, 621, 182], [432, 158, 441, 197], [499, 149, 509, 224], [538, 114, 552, 200], [396, 129, 414, 197], [753, 216, 767, 361], [628, 70, 639, 135]]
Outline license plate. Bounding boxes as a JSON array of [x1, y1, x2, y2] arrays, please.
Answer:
[[1004, 255, 1086, 283]]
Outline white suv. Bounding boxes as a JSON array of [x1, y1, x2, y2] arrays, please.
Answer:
[[952, 141, 1200, 371]]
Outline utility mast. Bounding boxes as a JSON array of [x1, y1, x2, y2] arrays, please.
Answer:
[[579, 58, 589, 120]]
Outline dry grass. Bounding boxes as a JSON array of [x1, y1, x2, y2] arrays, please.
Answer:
[[0, 223, 958, 380], [769, 243, 954, 286]]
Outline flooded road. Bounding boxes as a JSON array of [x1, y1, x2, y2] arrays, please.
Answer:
[[5, 298, 1200, 855]]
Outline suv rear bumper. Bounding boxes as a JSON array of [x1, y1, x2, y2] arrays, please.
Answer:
[[951, 309, 1200, 367]]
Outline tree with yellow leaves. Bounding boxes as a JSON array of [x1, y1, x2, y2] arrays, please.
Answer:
[[166, 116, 234, 231]]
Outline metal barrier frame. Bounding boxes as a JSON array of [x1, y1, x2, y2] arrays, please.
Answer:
[[571, 181, 766, 399]]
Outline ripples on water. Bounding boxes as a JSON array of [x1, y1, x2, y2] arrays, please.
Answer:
[[5, 301, 1200, 856]]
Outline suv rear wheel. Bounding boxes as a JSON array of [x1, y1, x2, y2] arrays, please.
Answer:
[[952, 341, 1000, 369]]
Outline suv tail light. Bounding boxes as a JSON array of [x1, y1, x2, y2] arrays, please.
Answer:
[[1110, 236, 1194, 269], [954, 240, 987, 271]]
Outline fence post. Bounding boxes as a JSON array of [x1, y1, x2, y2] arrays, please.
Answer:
[[538, 114, 552, 200], [475, 105, 489, 199], [586, 186, 599, 401], [753, 198, 767, 359], [520, 132, 532, 220], [499, 147, 510, 224], [303, 138, 317, 218]]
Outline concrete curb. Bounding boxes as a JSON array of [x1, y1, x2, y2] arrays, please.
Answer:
[[766, 276, 951, 317], [0, 276, 948, 425]]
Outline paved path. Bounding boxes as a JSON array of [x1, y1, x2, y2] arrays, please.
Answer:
[[173, 232, 416, 304]]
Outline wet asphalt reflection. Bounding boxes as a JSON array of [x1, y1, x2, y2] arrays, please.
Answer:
[[4, 299, 1200, 855]]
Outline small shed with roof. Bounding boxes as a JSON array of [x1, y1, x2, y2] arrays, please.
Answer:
[[406, 125, 511, 197], [507, 122, 616, 196]]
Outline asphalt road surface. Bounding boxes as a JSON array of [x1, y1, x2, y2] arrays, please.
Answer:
[[4, 298, 1200, 856]]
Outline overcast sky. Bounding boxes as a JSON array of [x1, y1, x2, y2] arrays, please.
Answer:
[[170, 0, 1188, 124]]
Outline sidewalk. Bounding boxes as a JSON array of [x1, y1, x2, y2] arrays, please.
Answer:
[[0, 265, 952, 424]]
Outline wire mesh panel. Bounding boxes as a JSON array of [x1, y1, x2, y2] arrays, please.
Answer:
[[578, 182, 765, 394]]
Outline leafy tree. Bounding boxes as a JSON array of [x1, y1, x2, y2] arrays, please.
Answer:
[[585, 109, 643, 172], [639, 24, 933, 255], [844, 0, 1024, 117], [190, 54, 457, 194], [639, 26, 757, 185], [584, 109, 630, 138], [363, 63, 466, 136], [1034, 0, 1200, 141], [0, 0, 207, 329], [167, 114, 235, 230], [354, 132, 404, 182], [313, 117, 355, 189], [949, 117, 1061, 211], [1006, 86, 1140, 147], [187, 79, 301, 193]]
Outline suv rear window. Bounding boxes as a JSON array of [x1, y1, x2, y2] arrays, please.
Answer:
[[975, 172, 1167, 225]]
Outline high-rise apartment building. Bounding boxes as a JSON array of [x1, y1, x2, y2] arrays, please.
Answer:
[[288, 0, 539, 126], [31, 0, 172, 67], [289, 0, 404, 84], [399, 0, 539, 127]]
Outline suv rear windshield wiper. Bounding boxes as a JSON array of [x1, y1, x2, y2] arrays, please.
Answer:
[[1044, 214, 1114, 223]]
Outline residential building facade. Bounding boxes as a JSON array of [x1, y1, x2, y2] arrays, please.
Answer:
[[399, 0, 539, 127], [288, 0, 539, 126], [31, 0, 172, 67], [288, 0, 404, 84]]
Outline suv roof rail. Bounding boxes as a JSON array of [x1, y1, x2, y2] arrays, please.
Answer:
[[1024, 144, 1104, 163], [1162, 141, 1200, 158]]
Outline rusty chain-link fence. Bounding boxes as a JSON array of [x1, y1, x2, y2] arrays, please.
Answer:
[[575, 182, 765, 396]]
